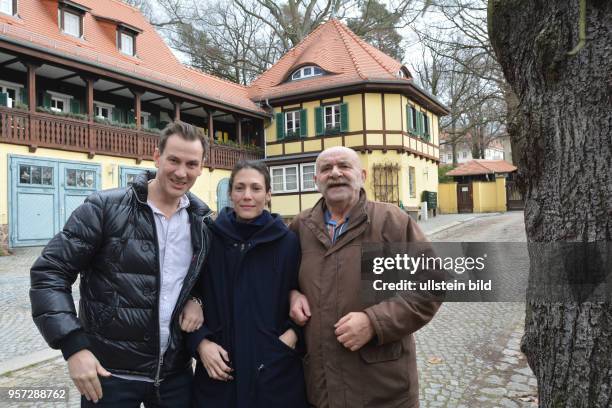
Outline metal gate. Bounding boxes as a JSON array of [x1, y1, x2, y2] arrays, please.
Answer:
[[9, 156, 100, 247], [506, 180, 524, 210], [457, 183, 473, 213]]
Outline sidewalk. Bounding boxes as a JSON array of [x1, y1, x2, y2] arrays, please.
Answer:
[[417, 212, 500, 236]]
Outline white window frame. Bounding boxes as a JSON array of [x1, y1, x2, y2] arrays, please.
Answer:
[[271, 165, 299, 193], [94, 101, 114, 119], [300, 163, 316, 192], [462, 151, 468, 158], [0, 0, 14, 15], [48, 91, 72, 113], [446, 153, 452, 161], [324, 104, 340, 129], [284, 110, 300, 136], [61, 9, 82, 38], [0, 80, 22, 107], [119, 32, 134, 56], [290, 65, 323, 81]]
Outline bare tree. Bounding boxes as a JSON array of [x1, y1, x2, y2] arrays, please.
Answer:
[[489, 0, 611, 406]]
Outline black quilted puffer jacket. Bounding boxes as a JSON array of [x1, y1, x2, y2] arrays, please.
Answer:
[[30, 172, 211, 381]]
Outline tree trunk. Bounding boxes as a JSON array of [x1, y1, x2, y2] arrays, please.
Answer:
[[489, 1, 612, 407]]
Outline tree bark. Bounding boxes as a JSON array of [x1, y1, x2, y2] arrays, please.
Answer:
[[489, 1, 611, 407]]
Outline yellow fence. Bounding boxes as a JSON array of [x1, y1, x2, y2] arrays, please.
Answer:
[[438, 182, 458, 214], [438, 178, 507, 214]]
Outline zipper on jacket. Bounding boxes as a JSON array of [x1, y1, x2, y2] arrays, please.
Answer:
[[133, 187, 165, 388]]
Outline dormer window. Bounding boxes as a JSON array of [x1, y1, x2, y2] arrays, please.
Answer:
[[290, 66, 323, 81], [58, 1, 89, 38], [0, 0, 15, 16], [119, 31, 135, 55]]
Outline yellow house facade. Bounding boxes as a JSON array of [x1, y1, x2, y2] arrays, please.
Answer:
[[252, 20, 448, 217]]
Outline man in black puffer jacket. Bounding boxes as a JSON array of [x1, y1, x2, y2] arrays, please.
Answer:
[[30, 121, 212, 407]]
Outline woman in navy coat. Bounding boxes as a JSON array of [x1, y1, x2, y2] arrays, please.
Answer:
[[188, 160, 307, 408]]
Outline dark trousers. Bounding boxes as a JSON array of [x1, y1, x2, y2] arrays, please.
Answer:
[[81, 369, 192, 408]]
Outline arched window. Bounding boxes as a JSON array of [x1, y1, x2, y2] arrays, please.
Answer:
[[290, 66, 324, 81]]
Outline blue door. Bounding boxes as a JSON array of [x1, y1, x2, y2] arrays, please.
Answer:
[[59, 163, 100, 225], [216, 178, 231, 212], [10, 158, 59, 247], [119, 166, 153, 187], [9, 156, 101, 247]]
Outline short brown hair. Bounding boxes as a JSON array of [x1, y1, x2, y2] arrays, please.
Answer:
[[159, 121, 209, 159]]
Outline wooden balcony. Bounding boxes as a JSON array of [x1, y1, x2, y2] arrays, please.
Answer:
[[0, 107, 263, 170]]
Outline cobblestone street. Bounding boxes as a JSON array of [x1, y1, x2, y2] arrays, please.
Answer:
[[0, 211, 537, 407]]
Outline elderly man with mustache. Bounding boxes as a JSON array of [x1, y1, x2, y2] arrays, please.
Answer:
[[289, 146, 440, 408]]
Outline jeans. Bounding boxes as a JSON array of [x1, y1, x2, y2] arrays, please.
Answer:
[[81, 369, 192, 408]]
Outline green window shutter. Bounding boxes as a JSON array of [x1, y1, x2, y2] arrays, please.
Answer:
[[407, 105, 414, 132], [70, 99, 81, 114], [416, 111, 423, 137], [340, 103, 348, 132], [0, 93, 7, 107], [275, 112, 285, 140], [43, 92, 52, 108], [300, 109, 308, 137], [21, 87, 28, 105], [112, 108, 120, 122], [315, 106, 323, 136], [149, 115, 157, 129], [127, 110, 135, 124]]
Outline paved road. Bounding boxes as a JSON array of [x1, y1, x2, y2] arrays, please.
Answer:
[[0, 211, 536, 407], [415, 211, 537, 407]]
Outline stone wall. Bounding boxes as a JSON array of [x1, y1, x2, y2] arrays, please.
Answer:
[[0, 224, 8, 254]]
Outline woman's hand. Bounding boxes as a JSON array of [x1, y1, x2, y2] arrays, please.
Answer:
[[279, 328, 298, 349], [179, 298, 203, 332], [197, 339, 233, 381], [289, 290, 311, 326]]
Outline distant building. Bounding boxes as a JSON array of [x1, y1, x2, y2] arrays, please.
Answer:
[[439, 133, 508, 165]]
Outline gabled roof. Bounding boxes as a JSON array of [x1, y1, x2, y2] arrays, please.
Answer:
[[249, 20, 405, 96], [0, 0, 264, 115], [447, 160, 517, 176]]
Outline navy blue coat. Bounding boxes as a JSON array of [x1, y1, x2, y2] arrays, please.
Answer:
[[188, 208, 307, 408]]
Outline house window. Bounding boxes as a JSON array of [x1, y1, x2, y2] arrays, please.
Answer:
[[462, 151, 468, 158], [48, 92, 72, 113], [0, 0, 14, 15], [324, 104, 340, 129], [300, 163, 316, 191], [447, 153, 452, 161], [141, 111, 150, 128], [271, 165, 298, 193], [410, 106, 417, 131], [284, 110, 300, 137], [65, 168, 95, 188], [119, 31, 135, 56], [61, 9, 82, 38], [408, 166, 416, 198], [423, 114, 430, 136], [290, 65, 323, 81], [19, 165, 53, 186], [94, 102, 114, 120], [0, 80, 22, 107]]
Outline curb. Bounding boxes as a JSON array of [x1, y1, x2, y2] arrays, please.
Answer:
[[420, 212, 502, 236], [0, 349, 62, 377]]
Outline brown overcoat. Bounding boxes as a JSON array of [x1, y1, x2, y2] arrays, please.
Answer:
[[290, 192, 440, 408]]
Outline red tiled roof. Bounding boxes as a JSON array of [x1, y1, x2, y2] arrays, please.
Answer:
[[248, 19, 409, 100], [0, 0, 264, 114], [446, 160, 517, 176]]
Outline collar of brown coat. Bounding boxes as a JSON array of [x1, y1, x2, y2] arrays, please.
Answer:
[[304, 188, 371, 256]]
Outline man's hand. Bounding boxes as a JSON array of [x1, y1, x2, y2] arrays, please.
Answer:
[[197, 339, 233, 381], [289, 290, 311, 326], [334, 312, 375, 351], [279, 328, 298, 349], [67, 349, 111, 403], [180, 299, 204, 332]]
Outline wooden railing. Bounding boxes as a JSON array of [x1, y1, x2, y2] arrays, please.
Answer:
[[0, 107, 263, 168]]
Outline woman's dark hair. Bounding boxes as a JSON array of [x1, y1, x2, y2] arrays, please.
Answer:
[[228, 160, 271, 193]]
